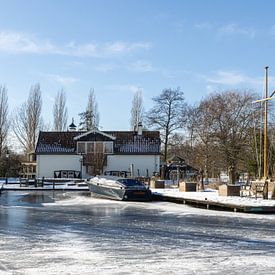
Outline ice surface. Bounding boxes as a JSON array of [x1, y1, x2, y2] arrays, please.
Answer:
[[0, 192, 275, 275]]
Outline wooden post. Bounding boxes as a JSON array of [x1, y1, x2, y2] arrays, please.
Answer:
[[42, 177, 44, 187], [264, 66, 268, 180], [253, 66, 275, 199]]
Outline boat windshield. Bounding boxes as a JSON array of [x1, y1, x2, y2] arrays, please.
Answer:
[[117, 179, 145, 187]]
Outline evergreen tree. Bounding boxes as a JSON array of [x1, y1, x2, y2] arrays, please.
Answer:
[[79, 89, 99, 131]]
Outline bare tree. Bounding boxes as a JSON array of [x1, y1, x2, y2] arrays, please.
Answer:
[[130, 90, 144, 131], [0, 85, 9, 155], [211, 91, 258, 183], [13, 83, 42, 152], [146, 88, 186, 162], [187, 101, 219, 180], [53, 89, 68, 131], [189, 90, 257, 184], [79, 89, 99, 131]]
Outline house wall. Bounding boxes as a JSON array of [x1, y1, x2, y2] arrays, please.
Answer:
[[105, 154, 160, 177], [36, 154, 160, 178], [36, 155, 83, 178]]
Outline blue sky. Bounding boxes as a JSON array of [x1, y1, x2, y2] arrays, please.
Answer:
[[1, 0, 275, 131]]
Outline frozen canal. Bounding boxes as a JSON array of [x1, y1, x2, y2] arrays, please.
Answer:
[[0, 191, 275, 275]]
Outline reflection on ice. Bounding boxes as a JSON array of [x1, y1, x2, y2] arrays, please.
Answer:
[[0, 191, 275, 274], [20, 193, 55, 204]]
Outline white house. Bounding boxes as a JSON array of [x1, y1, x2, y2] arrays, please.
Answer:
[[35, 126, 161, 179]]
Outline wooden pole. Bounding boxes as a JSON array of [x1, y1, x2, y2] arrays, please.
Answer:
[[264, 66, 268, 180]]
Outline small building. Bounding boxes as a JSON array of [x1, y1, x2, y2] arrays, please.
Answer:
[[20, 151, 37, 179], [164, 155, 198, 180], [35, 127, 161, 179]]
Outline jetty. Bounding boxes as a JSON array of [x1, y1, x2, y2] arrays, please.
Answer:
[[2, 177, 275, 214], [0, 177, 89, 192], [152, 188, 275, 214]]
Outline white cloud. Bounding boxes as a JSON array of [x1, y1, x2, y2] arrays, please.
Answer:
[[106, 84, 141, 94], [128, 60, 153, 72], [270, 25, 275, 35], [194, 22, 213, 30], [205, 70, 259, 86], [93, 63, 118, 72], [44, 93, 55, 102], [0, 31, 152, 57], [0, 31, 55, 54], [48, 74, 79, 86], [206, 84, 216, 94], [218, 23, 256, 38], [268, 76, 275, 88]]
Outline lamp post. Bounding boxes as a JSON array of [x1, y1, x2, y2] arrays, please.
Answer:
[[5, 149, 10, 182], [79, 153, 85, 179]]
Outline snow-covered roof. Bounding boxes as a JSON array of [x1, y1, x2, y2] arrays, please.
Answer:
[[74, 129, 116, 141], [35, 131, 84, 154], [35, 130, 160, 154]]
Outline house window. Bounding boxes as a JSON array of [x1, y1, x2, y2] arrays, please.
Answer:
[[87, 142, 94, 153], [77, 142, 86, 154], [95, 142, 103, 153], [77, 141, 113, 154], [104, 142, 113, 153]]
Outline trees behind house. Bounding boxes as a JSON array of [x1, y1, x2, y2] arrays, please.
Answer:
[[186, 100, 219, 181], [53, 89, 68, 131], [130, 90, 144, 131], [184, 90, 258, 183], [79, 89, 100, 131], [0, 85, 9, 155], [146, 88, 187, 162], [13, 83, 42, 152], [2, 78, 274, 181]]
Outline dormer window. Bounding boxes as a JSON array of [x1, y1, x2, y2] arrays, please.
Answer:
[[77, 141, 113, 154], [104, 142, 113, 153], [87, 142, 95, 153], [77, 142, 85, 154]]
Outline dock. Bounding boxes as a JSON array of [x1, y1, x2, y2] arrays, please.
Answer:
[[2, 178, 275, 214], [0, 177, 89, 193], [2, 186, 89, 192], [152, 189, 275, 214]]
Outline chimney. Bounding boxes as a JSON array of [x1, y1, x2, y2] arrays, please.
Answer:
[[137, 122, 143, 135]]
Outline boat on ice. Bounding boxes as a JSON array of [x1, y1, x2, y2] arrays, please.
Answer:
[[86, 176, 152, 201]]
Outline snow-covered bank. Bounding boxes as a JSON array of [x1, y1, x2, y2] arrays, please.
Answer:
[[152, 188, 275, 207]]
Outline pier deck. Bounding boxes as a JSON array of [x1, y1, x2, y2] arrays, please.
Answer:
[[2, 186, 89, 192], [2, 182, 275, 213], [152, 189, 275, 214]]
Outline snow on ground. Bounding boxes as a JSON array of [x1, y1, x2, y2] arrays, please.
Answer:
[[2, 182, 88, 190], [41, 193, 275, 221], [152, 188, 275, 207]]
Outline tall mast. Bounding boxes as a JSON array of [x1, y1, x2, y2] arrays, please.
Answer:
[[263, 66, 268, 179], [253, 66, 275, 181]]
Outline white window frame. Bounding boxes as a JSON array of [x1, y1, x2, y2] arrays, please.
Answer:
[[77, 142, 86, 154], [87, 142, 95, 153], [77, 141, 113, 154], [104, 142, 113, 154]]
